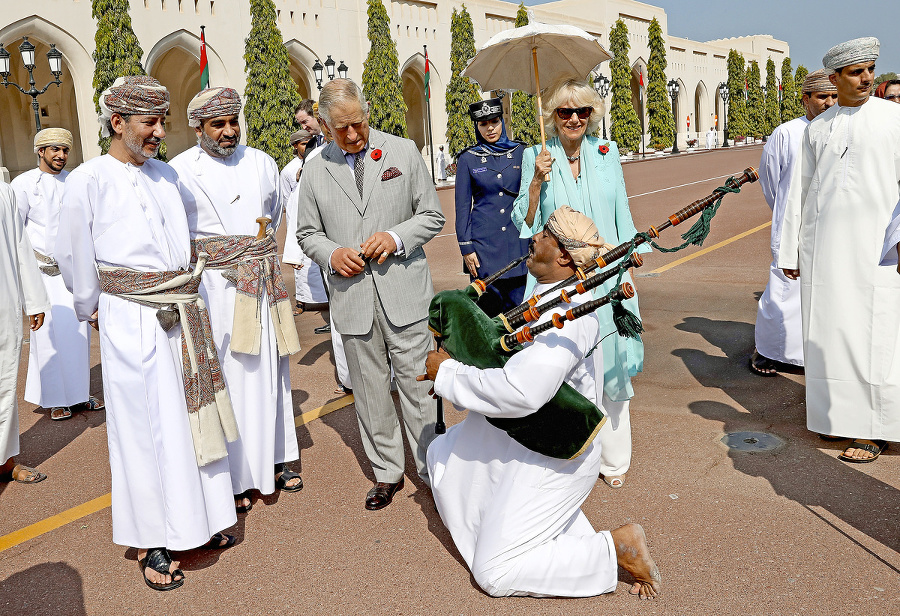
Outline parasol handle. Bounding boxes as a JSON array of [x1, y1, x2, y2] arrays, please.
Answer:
[[532, 47, 549, 183], [255, 217, 269, 240]]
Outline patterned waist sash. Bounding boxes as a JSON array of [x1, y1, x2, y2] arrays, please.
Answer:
[[98, 255, 239, 467], [192, 232, 300, 357], [34, 250, 60, 277]]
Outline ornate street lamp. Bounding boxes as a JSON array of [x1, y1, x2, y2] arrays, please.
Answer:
[[666, 78, 680, 154], [0, 37, 64, 132], [337, 60, 348, 80], [324, 55, 336, 81], [718, 81, 730, 148], [312, 58, 324, 90], [593, 73, 610, 140]]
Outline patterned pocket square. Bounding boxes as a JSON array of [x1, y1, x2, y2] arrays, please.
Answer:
[[381, 167, 402, 181]]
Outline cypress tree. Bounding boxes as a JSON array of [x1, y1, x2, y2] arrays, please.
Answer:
[[92, 0, 157, 155], [646, 17, 673, 150], [609, 19, 640, 153], [794, 64, 808, 114], [746, 60, 764, 138], [244, 0, 301, 169], [508, 3, 541, 146], [726, 50, 748, 139], [445, 5, 481, 158], [361, 0, 408, 138], [780, 57, 800, 121], [764, 57, 780, 134]]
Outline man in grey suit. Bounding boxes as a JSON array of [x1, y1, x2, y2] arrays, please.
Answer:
[[297, 79, 445, 510]]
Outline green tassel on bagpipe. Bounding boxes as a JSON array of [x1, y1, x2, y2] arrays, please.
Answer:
[[611, 298, 644, 339]]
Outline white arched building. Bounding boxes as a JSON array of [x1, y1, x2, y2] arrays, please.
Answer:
[[0, 0, 788, 178]]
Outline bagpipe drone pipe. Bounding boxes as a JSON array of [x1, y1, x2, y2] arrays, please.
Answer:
[[428, 167, 759, 460]]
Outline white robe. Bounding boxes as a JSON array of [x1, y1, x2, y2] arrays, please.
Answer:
[[754, 116, 808, 366], [283, 148, 328, 304], [55, 155, 236, 550], [279, 156, 302, 199], [427, 283, 617, 598], [170, 145, 299, 496], [11, 168, 92, 407], [0, 183, 50, 462], [777, 97, 900, 441]]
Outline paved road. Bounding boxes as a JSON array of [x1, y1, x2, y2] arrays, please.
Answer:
[[2, 145, 898, 615]]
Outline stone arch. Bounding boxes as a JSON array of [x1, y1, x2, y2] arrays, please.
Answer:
[[694, 80, 711, 141], [630, 59, 647, 148], [0, 17, 95, 176], [674, 78, 689, 136], [400, 53, 430, 152], [284, 39, 317, 100]]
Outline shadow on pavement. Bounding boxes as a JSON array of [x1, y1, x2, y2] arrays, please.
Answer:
[[675, 316, 900, 559], [0, 562, 86, 615]]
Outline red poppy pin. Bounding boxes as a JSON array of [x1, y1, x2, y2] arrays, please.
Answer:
[[598, 144, 610, 155], [371, 149, 383, 161]]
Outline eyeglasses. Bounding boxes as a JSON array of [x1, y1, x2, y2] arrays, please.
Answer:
[[555, 106, 593, 120]]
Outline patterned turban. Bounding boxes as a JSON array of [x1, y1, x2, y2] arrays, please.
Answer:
[[33, 128, 73, 153], [187, 87, 242, 127], [98, 76, 170, 137], [290, 129, 311, 145], [822, 37, 879, 74], [544, 205, 613, 268], [802, 69, 837, 94]]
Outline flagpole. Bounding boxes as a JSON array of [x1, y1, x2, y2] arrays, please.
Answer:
[[640, 69, 645, 160], [424, 45, 436, 185]]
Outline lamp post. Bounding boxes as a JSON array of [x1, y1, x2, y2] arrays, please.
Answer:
[[593, 73, 610, 140], [312, 58, 324, 90], [0, 37, 63, 132], [313, 55, 348, 90], [718, 81, 730, 148], [666, 78, 680, 154]]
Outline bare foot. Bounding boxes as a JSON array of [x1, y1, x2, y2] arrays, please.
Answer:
[[610, 523, 661, 599], [137, 549, 182, 586]]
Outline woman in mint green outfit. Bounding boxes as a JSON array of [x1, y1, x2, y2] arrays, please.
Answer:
[[512, 78, 649, 489]]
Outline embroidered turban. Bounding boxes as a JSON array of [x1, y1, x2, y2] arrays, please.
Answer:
[[187, 87, 242, 127], [802, 69, 837, 94], [544, 205, 613, 268], [33, 128, 73, 153], [290, 129, 311, 145], [822, 37, 879, 74], [98, 76, 170, 137]]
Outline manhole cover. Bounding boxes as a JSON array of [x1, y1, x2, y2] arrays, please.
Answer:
[[721, 431, 784, 452], [635, 272, 660, 278]]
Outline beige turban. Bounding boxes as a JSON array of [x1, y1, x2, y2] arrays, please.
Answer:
[[33, 128, 73, 153], [544, 205, 612, 268], [187, 87, 242, 127], [823, 37, 879, 74], [802, 69, 837, 94], [290, 129, 311, 145], [99, 76, 170, 137]]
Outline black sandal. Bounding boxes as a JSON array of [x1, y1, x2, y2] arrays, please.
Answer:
[[138, 548, 184, 591], [201, 532, 236, 550], [749, 350, 778, 376], [235, 490, 253, 513], [838, 439, 888, 463], [275, 464, 303, 493]]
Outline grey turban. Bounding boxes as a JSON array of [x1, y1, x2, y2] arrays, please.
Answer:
[[822, 37, 879, 74]]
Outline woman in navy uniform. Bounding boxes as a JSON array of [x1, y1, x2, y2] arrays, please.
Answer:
[[455, 98, 530, 316]]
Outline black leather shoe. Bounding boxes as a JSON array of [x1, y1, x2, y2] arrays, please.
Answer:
[[364, 479, 404, 510], [314, 323, 331, 334]]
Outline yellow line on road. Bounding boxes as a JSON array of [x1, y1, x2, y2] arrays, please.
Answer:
[[649, 221, 771, 274], [0, 396, 354, 554]]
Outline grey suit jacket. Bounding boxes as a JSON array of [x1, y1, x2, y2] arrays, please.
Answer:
[[296, 129, 445, 335]]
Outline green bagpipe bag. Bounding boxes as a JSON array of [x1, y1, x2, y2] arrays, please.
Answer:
[[428, 286, 606, 460]]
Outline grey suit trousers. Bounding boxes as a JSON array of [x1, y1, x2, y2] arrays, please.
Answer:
[[341, 290, 436, 484]]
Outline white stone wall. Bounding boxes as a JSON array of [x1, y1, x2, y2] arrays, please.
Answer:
[[0, 0, 788, 177]]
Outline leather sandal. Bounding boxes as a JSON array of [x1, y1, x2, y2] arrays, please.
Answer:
[[138, 547, 184, 591], [0, 464, 47, 484], [50, 406, 72, 421], [838, 439, 888, 463], [275, 464, 303, 492], [234, 490, 253, 513], [201, 532, 236, 550]]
